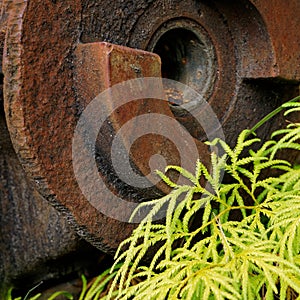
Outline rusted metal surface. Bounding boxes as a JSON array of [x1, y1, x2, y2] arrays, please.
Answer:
[[75, 42, 210, 195], [3, 0, 125, 253], [1, 0, 300, 293], [0, 2, 105, 296], [0, 0, 105, 295], [3, 0, 300, 249], [249, 0, 300, 81]]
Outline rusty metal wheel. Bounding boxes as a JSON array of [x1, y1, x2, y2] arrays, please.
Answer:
[[2, 0, 300, 255]]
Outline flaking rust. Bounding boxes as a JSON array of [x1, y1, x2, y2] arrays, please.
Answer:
[[0, 2, 299, 294], [74, 42, 210, 196]]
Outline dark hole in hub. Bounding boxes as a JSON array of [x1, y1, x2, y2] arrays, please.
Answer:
[[153, 28, 199, 84], [151, 26, 216, 108], [148, 21, 217, 139]]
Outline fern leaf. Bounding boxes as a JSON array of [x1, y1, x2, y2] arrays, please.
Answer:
[[234, 129, 259, 157], [183, 198, 207, 233], [156, 170, 178, 188], [165, 165, 198, 185], [202, 201, 212, 228]]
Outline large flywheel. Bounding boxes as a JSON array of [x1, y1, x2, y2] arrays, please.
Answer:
[[2, 0, 300, 255]]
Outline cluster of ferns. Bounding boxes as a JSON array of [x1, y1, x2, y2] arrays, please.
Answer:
[[106, 97, 300, 300]]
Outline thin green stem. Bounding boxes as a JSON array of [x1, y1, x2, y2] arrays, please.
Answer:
[[249, 95, 300, 136], [188, 205, 261, 240], [23, 282, 43, 300]]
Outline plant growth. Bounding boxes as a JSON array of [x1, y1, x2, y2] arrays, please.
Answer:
[[6, 97, 300, 300], [106, 97, 300, 300]]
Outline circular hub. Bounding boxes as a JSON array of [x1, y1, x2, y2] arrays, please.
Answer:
[[4, 0, 299, 255], [149, 19, 217, 107]]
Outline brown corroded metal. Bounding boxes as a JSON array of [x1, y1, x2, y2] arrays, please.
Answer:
[[74, 42, 210, 195], [1, 3, 300, 292], [249, 0, 300, 81], [3, 0, 210, 260], [0, 1, 106, 295]]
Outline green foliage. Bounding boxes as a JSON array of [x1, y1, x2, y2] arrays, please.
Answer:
[[106, 97, 300, 300], [78, 263, 123, 300], [6, 283, 73, 300], [6, 289, 74, 300], [5, 97, 300, 300], [5, 264, 123, 300]]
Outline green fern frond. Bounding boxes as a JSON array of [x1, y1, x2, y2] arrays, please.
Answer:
[[156, 169, 178, 188], [183, 197, 207, 232], [284, 107, 300, 115], [270, 126, 300, 159], [234, 129, 258, 153], [281, 171, 300, 192], [107, 96, 300, 300], [202, 201, 212, 227], [248, 95, 300, 136], [165, 165, 198, 186], [282, 96, 300, 116]]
